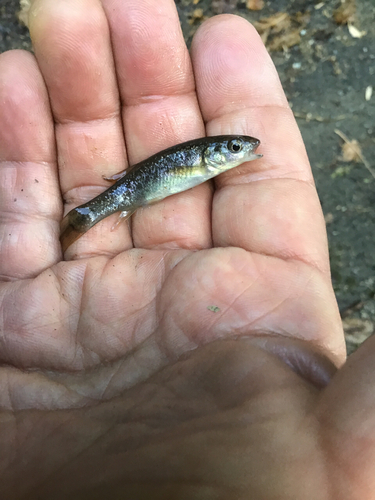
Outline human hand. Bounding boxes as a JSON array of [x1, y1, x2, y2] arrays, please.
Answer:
[[2, 1, 372, 498]]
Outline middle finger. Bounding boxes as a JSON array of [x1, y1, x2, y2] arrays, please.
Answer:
[[29, 0, 132, 258], [102, 0, 211, 250]]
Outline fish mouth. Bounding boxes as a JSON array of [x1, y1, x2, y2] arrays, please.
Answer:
[[246, 137, 263, 161], [251, 138, 262, 158], [252, 138, 261, 149]]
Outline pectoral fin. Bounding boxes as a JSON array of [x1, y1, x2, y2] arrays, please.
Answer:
[[103, 163, 137, 182], [103, 169, 128, 182]]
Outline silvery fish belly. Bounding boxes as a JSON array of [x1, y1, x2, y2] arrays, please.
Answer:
[[60, 135, 262, 251]]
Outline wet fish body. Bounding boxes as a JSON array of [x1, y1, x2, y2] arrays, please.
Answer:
[[60, 135, 261, 250]]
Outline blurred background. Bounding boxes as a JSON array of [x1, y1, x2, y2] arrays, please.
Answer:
[[1, 0, 374, 353]]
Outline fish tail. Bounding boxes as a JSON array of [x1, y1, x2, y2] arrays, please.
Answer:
[[60, 207, 97, 252]]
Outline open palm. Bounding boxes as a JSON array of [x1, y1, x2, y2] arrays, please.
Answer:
[[4, 1, 373, 499]]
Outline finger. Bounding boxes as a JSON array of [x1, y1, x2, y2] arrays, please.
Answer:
[[0, 50, 61, 280], [102, 0, 210, 250], [28, 0, 131, 258], [316, 336, 375, 497], [191, 16, 330, 274]]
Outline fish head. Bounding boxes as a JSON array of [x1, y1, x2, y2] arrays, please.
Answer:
[[202, 135, 262, 174]]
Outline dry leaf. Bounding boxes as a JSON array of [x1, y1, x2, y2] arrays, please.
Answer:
[[192, 8, 203, 18], [335, 129, 375, 179], [193, 0, 200, 4], [17, 0, 32, 27], [343, 317, 374, 345], [255, 12, 291, 34], [255, 12, 308, 52], [333, 0, 356, 25], [335, 130, 361, 162], [348, 23, 366, 38], [268, 29, 301, 51], [246, 0, 264, 11], [188, 8, 204, 24], [341, 140, 362, 162]]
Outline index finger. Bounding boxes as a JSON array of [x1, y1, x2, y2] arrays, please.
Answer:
[[191, 16, 330, 275]]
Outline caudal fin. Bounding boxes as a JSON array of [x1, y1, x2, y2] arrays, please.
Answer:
[[60, 206, 134, 252], [60, 217, 83, 252], [60, 208, 96, 252]]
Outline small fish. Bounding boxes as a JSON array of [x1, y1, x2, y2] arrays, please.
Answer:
[[60, 135, 262, 251]]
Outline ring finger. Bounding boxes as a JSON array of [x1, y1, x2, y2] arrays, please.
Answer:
[[29, 0, 131, 259]]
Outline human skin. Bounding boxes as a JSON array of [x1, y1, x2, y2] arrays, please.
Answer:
[[0, 0, 374, 498]]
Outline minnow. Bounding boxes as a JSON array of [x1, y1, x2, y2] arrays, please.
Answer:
[[60, 135, 262, 251]]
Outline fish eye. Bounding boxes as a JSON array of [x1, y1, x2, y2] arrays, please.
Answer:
[[228, 139, 243, 153]]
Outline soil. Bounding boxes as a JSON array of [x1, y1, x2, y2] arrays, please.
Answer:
[[1, 0, 374, 353]]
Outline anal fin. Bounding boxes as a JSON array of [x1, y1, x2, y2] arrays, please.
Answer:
[[111, 210, 135, 231]]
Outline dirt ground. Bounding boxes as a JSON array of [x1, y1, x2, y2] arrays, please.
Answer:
[[1, 0, 374, 353]]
